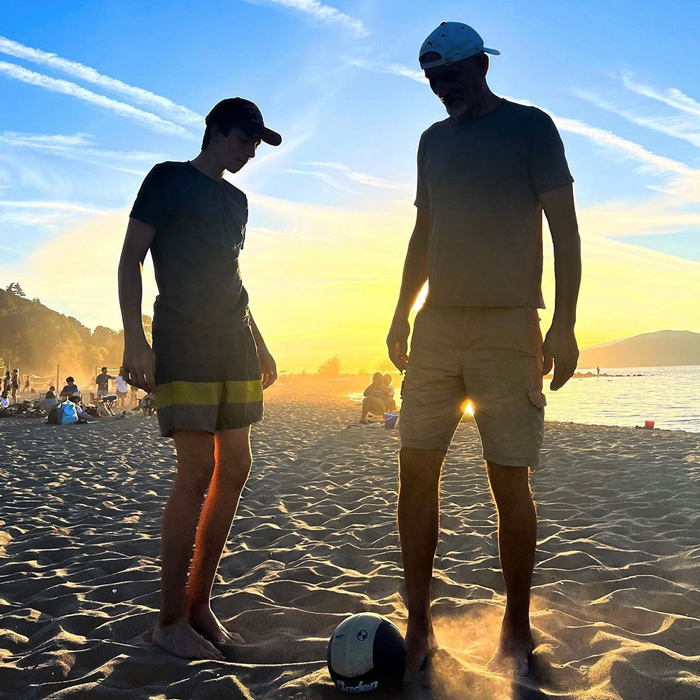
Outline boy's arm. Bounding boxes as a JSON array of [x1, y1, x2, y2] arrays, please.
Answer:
[[249, 312, 277, 389], [118, 218, 157, 392]]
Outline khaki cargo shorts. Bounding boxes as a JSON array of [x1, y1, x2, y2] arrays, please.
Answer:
[[399, 305, 546, 468]]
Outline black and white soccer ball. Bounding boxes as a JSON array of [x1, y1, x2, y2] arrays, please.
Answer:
[[327, 612, 407, 694]]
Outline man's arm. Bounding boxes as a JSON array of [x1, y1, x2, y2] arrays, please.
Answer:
[[118, 218, 157, 392], [386, 207, 430, 372], [540, 183, 581, 391], [249, 312, 277, 389]]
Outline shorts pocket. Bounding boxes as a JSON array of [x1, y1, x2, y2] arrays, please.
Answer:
[[527, 389, 546, 452], [527, 390, 547, 409]]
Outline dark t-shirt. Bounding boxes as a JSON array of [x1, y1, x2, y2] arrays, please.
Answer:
[[96, 374, 110, 390], [416, 100, 574, 308], [130, 161, 250, 331]]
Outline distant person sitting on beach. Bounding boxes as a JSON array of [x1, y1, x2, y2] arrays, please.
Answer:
[[115, 368, 129, 408], [361, 372, 392, 422], [0, 390, 9, 410], [59, 377, 80, 399], [96, 367, 115, 398], [119, 97, 281, 660], [10, 369, 19, 403], [43, 386, 59, 412], [386, 22, 580, 676], [138, 392, 157, 417], [384, 373, 397, 412]]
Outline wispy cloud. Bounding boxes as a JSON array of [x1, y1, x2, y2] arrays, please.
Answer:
[[0, 35, 202, 127], [574, 89, 700, 150], [287, 168, 359, 193], [345, 58, 424, 83], [622, 73, 700, 120], [244, 0, 370, 37], [0, 131, 163, 173], [0, 199, 111, 236], [0, 200, 107, 214], [0, 61, 194, 139], [305, 161, 411, 191]]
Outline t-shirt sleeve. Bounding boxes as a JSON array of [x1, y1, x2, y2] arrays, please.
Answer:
[[129, 164, 174, 228], [414, 135, 429, 209], [528, 109, 574, 196]]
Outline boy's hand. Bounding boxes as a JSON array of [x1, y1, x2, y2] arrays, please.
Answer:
[[123, 339, 156, 393], [258, 347, 277, 389]]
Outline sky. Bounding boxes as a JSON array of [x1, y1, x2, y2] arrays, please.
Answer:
[[1, 0, 699, 372]]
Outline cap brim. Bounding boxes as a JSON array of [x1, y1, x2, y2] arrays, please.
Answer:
[[260, 127, 282, 147], [484, 47, 500, 56]]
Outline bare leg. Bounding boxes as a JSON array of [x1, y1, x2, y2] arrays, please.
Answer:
[[152, 430, 223, 660], [398, 447, 445, 672], [486, 462, 537, 676], [186, 427, 252, 645]]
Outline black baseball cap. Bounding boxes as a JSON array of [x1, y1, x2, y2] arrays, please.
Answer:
[[206, 98, 282, 147]]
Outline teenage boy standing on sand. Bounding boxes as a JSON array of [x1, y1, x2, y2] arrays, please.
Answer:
[[119, 98, 281, 661], [387, 23, 581, 676]]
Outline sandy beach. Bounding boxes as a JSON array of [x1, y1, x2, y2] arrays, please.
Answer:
[[1, 395, 700, 699]]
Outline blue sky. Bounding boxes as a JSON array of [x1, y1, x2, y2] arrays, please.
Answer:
[[1, 1, 699, 369]]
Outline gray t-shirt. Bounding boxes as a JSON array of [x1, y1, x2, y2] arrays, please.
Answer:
[[416, 99, 573, 308]]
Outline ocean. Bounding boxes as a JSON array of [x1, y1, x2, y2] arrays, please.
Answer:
[[544, 365, 700, 433], [350, 365, 700, 433]]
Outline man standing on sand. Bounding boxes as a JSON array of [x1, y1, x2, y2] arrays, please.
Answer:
[[118, 98, 281, 661], [387, 23, 581, 676]]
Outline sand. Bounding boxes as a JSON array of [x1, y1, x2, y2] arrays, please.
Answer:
[[1, 395, 700, 699]]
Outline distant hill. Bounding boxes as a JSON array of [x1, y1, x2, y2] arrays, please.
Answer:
[[579, 330, 700, 369]]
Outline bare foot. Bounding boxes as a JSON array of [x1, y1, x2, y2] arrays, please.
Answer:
[[404, 624, 439, 674], [486, 637, 534, 677], [153, 617, 224, 660], [187, 603, 245, 646]]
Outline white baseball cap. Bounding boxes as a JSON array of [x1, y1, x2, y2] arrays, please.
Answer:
[[419, 22, 500, 70]]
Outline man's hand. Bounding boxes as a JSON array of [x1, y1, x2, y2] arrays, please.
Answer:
[[387, 315, 411, 372], [542, 323, 579, 391], [258, 346, 277, 389], [122, 338, 156, 393]]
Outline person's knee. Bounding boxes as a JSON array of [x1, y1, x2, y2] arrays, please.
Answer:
[[487, 462, 534, 506], [399, 448, 444, 489], [176, 455, 216, 495], [220, 454, 252, 490]]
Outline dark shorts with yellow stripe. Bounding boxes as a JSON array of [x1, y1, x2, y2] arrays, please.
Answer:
[[153, 325, 263, 438]]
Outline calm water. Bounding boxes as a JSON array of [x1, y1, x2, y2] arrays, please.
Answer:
[[350, 366, 700, 433], [544, 365, 700, 433]]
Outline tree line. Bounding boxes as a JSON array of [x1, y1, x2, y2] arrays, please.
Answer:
[[0, 283, 151, 382]]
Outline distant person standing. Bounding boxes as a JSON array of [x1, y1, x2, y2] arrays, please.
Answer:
[[10, 369, 19, 403], [386, 23, 581, 676], [95, 367, 115, 398], [3, 370, 10, 393], [596, 366, 600, 377], [115, 368, 129, 408], [24, 374, 31, 394], [119, 98, 281, 661]]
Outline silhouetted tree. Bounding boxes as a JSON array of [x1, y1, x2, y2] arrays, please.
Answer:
[[318, 355, 342, 377]]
